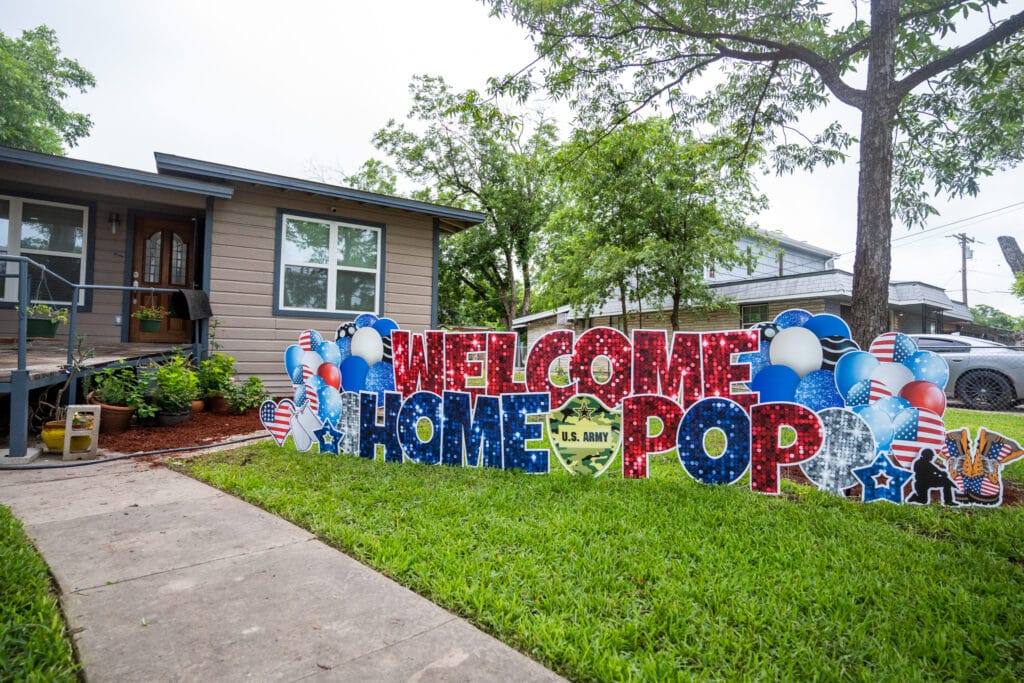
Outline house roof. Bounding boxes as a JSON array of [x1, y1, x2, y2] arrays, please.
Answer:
[[0, 145, 235, 199], [513, 270, 969, 326], [754, 229, 839, 259], [154, 153, 486, 231]]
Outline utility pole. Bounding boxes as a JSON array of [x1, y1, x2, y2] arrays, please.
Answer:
[[949, 233, 976, 305]]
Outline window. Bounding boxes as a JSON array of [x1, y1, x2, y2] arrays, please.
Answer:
[[0, 195, 89, 305], [277, 213, 381, 315], [740, 304, 769, 328]]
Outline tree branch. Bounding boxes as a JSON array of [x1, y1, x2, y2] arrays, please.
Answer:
[[897, 10, 1024, 97]]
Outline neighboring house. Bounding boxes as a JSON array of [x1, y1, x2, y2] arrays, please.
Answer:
[[514, 230, 972, 353], [0, 145, 484, 398]]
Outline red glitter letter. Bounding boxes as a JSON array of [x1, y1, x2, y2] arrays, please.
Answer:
[[621, 395, 683, 479], [632, 330, 703, 409], [392, 331, 445, 398], [749, 402, 823, 494], [701, 330, 760, 410]]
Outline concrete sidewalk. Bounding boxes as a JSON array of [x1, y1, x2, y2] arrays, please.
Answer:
[[0, 460, 563, 682]]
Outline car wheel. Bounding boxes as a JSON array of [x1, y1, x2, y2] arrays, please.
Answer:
[[957, 370, 1014, 411]]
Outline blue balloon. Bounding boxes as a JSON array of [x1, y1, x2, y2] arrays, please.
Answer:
[[365, 361, 396, 402], [903, 350, 949, 389], [834, 351, 880, 396], [354, 313, 379, 329], [853, 404, 894, 451], [873, 395, 911, 421], [803, 314, 851, 340], [336, 336, 352, 363], [306, 373, 326, 393], [843, 378, 872, 407], [738, 341, 772, 383], [316, 383, 343, 424], [293, 383, 307, 407], [340, 356, 370, 392], [318, 340, 341, 365], [372, 318, 400, 338], [774, 308, 813, 329], [794, 370, 845, 411], [289, 365, 305, 386], [750, 364, 800, 403], [284, 344, 304, 378], [307, 329, 324, 349]]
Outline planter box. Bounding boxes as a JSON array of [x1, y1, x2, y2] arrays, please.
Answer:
[[26, 318, 59, 338]]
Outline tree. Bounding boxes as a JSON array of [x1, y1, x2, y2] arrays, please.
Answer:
[[0, 26, 95, 154], [373, 75, 558, 329], [486, 0, 1024, 346], [542, 118, 764, 332], [970, 303, 1022, 331]]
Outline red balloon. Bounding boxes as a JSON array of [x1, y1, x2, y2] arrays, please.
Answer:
[[317, 362, 341, 390], [899, 380, 946, 415]]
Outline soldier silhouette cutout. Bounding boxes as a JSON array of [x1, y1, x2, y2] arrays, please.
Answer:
[[907, 448, 958, 506]]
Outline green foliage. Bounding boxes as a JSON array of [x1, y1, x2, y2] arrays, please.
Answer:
[[185, 434, 1024, 682], [130, 304, 166, 321], [542, 118, 766, 330], [0, 25, 95, 154], [341, 158, 399, 195], [485, 0, 1024, 345], [87, 362, 137, 407], [373, 75, 558, 329], [147, 355, 199, 413], [0, 505, 79, 681], [22, 304, 68, 325], [970, 303, 1024, 331], [1013, 273, 1024, 301], [197, 352, 237, 398], [224, 376, 269, 414]]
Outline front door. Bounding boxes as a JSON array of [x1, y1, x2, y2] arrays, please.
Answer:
[[129, 216, 195, 343]]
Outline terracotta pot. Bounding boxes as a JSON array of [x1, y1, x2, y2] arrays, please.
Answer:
[[87, 392, 134, 434], [207, 394, 230, 414], [41, 420, 91, 452], [191, 399, 206, 414], [156, 410, 192, 427]]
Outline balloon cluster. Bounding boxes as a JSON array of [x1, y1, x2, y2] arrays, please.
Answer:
[[742, 308, 858, 412], [833, 331, 949, 464], [283, 313, 399, 426]]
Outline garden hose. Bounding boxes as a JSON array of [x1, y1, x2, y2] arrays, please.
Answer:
[[0, 433, 270, 470]]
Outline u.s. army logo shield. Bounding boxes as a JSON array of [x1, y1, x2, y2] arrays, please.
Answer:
[[547, 394, 621, 476]]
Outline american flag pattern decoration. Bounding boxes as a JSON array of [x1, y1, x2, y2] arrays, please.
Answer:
[[890, 408, 946, 469], [304, 382, 319, 415], [944, 427, 1024, 506], [260, 399, 294, 445], [299, 329, 314, 351], [868, 378, 892, 403], [868, 332, 916, 364]]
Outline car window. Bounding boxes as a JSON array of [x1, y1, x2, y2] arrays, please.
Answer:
[[914, 338, 971, 353]]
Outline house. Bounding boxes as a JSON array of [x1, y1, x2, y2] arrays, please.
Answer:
[[513, 230, 972, 352], [0, 145, 484, 456]]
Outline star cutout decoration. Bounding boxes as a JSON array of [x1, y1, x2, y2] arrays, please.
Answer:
[[573, 403, 597, 420], [853, 452, 912, 503], [314, 419, 344, 456]]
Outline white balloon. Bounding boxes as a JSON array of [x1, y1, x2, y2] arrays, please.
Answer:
[[301, 350, 322, 372], [351, 326, 384, 365], [768, 327, 823, 378], [870, 362, 915, 396]]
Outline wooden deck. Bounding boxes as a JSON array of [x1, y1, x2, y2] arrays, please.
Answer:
[[0, 340, 180, 390]]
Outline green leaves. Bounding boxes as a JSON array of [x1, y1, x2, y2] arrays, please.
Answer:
[[0, 26, 95, 154]]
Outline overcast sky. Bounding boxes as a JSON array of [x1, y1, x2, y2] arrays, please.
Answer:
[[3, 0, 1022, 317]]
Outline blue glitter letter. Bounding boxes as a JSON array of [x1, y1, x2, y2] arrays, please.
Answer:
[[397, 392, 443, 465], [360, 391, 403, 462], [501, 393, 551, 474], [677, 397, 750, 485], [441, 392, 503, 468]]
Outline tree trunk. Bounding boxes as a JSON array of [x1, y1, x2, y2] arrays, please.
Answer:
[[850, 0, 899, 348], [619, 281, 629, 335], [670, 280, 682, 331]]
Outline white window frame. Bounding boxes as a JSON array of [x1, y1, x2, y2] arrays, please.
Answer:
[[277, 213, 382, 316], [1, 194, 89, 306]]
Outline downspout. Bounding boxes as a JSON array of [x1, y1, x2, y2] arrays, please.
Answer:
[[198, 196, 215, 359]]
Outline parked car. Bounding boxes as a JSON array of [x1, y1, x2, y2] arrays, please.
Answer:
[[909, 334, 1023, 411]]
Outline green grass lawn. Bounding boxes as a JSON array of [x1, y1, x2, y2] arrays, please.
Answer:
[[181, 406, 1024, 681], [0, 505, 79, 682]]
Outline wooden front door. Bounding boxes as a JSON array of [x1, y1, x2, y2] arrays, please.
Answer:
[[129, 216, 195, 343]]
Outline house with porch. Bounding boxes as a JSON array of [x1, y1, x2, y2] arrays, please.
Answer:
[[513, 230, 972, 352], [0, 144, 484, 458]]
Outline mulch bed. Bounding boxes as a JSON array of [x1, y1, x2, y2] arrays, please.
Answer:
[[98, 410, 264, 455]]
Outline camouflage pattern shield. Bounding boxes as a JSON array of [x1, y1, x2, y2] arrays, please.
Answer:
[[547, 394, 621, 476]]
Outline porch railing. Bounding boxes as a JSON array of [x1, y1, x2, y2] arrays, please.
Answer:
[[2, 254, 201, 458]]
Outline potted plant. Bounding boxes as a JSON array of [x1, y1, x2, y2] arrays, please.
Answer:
[[225, 376, 270, 415], [22, 304, 69, 339], [41, 409, 94, 452], [85, 362, 141, 434], [132, 304, 166, 333], [151, 355, 199, 426], [197, 353, 237, 413]]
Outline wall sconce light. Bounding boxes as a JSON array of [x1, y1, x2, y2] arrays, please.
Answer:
[[109, 212, 121, 235]]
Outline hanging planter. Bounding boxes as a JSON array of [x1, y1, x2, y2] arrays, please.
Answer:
[[139, 319, 161, 333], [22, 304, 69, 339], [132, 302, 166, 333]]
